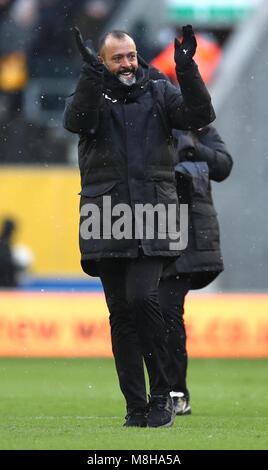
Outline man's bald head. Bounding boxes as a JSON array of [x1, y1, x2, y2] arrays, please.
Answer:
[[98, 30, 134, 57]]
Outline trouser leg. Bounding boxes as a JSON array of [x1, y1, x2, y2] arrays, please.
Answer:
[[125, 255, 171, 397], [98, 255, 172, 410], [158, 275, 191, 399], [97, 259, 147, 411]]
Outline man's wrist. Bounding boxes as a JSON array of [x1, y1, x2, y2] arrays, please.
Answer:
[[175, 60, 196, 75], [82, 62, 104, 77]]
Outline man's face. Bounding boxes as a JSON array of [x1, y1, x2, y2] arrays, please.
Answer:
[[99, 35, 138, 85]]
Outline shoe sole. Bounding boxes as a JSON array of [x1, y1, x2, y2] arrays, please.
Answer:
[[176, 407, 192, 416], [123, 419, 147, 427], [124, 424, 147, 427]]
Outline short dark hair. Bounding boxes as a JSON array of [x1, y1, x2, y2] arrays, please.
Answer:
[[98, 30, 134, 56]]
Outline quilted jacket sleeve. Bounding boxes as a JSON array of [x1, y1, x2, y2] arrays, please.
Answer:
[[164, 62, 216, 131], [63, 64, 104, 135]]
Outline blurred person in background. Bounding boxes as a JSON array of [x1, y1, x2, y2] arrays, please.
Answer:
[[150, 28, 222, 85], [159, 125, 233, 415], [0, 218, 17, 287], [63, 25, 215, 428], [130, 19, 161, 63], [0, 0, 72, 164], [28, 0, 116, 80], [0, 217, 34, 287], [0, 0, 36, 118], [75, 0, 115, 52], [28, 0, 81, 79]]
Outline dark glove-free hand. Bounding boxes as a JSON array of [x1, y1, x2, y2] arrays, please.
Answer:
[[174, 25, 197, 72]]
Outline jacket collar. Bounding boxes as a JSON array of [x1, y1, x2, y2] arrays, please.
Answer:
[[103, 64, 149, 102]]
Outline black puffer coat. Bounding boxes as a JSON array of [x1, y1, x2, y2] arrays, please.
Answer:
[[162, 126, 233, 288], [63, 60, 215, 276]]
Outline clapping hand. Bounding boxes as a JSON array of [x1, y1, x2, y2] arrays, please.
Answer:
[[74, 27, 104, 71], [174, 25, 197, 72]]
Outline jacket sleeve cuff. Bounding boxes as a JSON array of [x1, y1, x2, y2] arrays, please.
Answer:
[[81, 62, 104, 78], [175, 60, 198, 79], [194, 142, 216, 167]]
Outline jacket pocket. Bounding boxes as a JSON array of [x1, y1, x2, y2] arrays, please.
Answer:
[[155, 181, 178, 205], [79, 181, 118, 197], [79, 181, 120, 243], [155, 181, 180, 236]]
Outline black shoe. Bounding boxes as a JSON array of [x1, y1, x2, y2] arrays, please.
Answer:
[[172, 394, 191, 415], [147, 394, 175, 428], [123, 409, 147, 427]]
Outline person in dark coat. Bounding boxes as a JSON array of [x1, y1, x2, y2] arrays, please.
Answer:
[[158, 125, 233, 416], [63, 25, 215, 427], [0, 218, 17, 287]]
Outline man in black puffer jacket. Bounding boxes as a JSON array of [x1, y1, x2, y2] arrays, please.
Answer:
[[63, 26, 215, 428], [158, 125, 233, 416]]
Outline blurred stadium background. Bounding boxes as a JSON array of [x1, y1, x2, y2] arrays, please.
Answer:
[[0, 0, 267, 360]]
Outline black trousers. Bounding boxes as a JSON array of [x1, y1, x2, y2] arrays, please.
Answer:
[[158, 275, 191, 400], [97, 254, 171, 411]]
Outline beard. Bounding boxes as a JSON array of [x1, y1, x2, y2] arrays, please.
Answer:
[[117, 68, 137, 86]]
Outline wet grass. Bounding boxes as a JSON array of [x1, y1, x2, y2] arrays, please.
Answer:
[[0, 358, 267, 450]]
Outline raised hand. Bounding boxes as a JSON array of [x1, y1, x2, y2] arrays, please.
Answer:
[[174, 25, 197, 72], [73, 27, 104, 71]]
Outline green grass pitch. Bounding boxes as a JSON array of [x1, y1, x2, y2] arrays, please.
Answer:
[[0, 357, 267, 450]]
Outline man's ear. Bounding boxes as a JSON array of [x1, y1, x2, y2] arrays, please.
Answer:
[[98, 55, 104, 64]]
